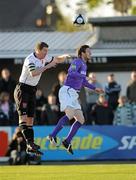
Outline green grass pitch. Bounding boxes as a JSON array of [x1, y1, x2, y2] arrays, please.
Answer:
[[0, 164, 136, 180]]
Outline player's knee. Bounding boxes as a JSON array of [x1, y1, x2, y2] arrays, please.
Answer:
[[65, 108, 75, 120], [66, 114, 73, 120], [19, 121, 27, 131], [19, 115, 27, 124], [27, 125, 32, 130], [78, 118, 85, 125], [66, 112, 75, 120], [82, 118, 85, 124], [27, 117, 34, 126]]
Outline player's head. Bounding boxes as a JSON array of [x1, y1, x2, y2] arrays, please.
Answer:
[[35, 42, 49, 59], [77, 45, 91, 61]]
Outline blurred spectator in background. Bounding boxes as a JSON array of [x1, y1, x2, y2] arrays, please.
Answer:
[[0, 68, 16, 102], [126, 71, 136, 103], [131, 102, 136, 125], [113, 96, 133, 126], [91, 94, 114, 125], [85, 72, 103, 124], [35, 88, 47, 125], [6, 127, 28, 165], [0, 92, 15, 126], [105, 73, 121, 110], [51, 71, 67, 104], [41, 93, 60, 125]]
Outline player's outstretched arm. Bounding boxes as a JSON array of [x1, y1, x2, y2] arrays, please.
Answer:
[[29, 55, 70, 77], [53, 54, 71, 64], [83, 78, 104, 94], [41, 54, 71, 71]]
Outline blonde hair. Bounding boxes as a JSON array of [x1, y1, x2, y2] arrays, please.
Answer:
[[35, 42, 49, 51]]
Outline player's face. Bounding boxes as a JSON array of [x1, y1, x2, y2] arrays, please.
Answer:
[[39, 47, 48, 59], [84, 48, 91, 61]]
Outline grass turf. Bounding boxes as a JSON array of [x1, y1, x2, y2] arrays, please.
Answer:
[[0, 164, 136, 180]]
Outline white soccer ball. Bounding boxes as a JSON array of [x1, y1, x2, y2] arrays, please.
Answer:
[[73, 14, 85, 25], [77, 17, 84, 24]]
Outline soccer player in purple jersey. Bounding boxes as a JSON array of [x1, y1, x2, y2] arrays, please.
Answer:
[[47, 45, 104, 154]]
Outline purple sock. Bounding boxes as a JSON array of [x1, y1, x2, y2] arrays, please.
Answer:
[[51, 115, 69, 138], [65, 121, 82, 144]]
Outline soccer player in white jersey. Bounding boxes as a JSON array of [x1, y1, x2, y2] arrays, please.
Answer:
[[14, 42, 68, 155]]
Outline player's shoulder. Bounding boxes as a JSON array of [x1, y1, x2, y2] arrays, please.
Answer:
[[24, 53, 35, 64], [26, 53, 35, 61], [72, 57, 82, 65], [43, 55, 52, 64]]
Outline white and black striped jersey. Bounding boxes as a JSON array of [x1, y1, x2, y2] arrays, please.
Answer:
[[19, 53, 52, 86]]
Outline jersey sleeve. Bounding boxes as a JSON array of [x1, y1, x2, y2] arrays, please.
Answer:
[[82, 78, 96, 90], [24, 57, 36, 72]]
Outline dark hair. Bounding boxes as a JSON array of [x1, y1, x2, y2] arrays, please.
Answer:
[[58, 71, 66, 76], [77, 45, 90, 57], [35, 42, 49, 50], [48, 93, 56, 98], [109, 73, 114, 77]]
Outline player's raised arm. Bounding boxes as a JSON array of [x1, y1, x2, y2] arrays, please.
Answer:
[[29, 54, 70, 76], [52, 54, 71, 64], [42, 54, 71, 71]]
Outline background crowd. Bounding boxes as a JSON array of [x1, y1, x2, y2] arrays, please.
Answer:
[[0, 68, 136, 126]]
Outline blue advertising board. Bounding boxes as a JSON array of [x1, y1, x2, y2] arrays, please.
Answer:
[[32, 125, 136, 161]]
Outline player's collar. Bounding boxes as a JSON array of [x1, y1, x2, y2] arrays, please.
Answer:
[[33, 52, 37, 58], [79, 57, 86, 64]]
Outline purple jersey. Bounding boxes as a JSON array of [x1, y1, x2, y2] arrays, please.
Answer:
[[64, 58, 96, 91]]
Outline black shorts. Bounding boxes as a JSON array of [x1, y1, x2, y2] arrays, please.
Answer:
[[14, 83, 37, 117]]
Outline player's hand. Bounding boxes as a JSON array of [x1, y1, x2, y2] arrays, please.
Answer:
[[58, 54, 71, 58], [44, 60, 57, 71], [95, 88, 104, 94], [55, 54, 71, 63]]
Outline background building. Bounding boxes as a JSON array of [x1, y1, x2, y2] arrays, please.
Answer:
[[88, 16, 136, 95], [0, 31, 92, 96]]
